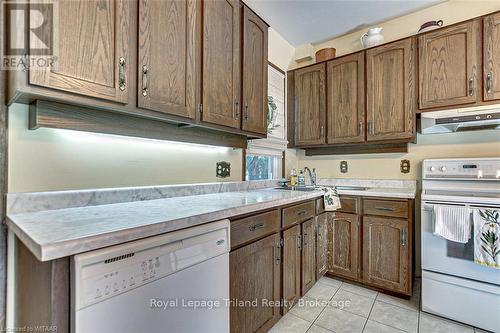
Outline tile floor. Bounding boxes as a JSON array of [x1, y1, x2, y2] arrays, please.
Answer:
[[269, 276, 489, 333]]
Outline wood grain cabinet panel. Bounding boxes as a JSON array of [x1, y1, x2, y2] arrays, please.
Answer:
[[282, 225, 301, 314], [294, 64, 326, 146], [29, 0, 130, 103], [366, 38, 415, 141], [328, 212, 359, 280], [362, 216, 410, 294], [301, 218, 316, 295], [484, 13, 500, 101], [242, 6, 268, 135], [202, 0, 241, 129], [137, 0, 199, 119], [418, 20, 480, 109], [315, 213, 328, 278], [326, 52, 365, 144], [230, 233, 281, 333]]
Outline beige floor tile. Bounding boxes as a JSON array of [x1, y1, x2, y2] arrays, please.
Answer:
[[290, 297, 327, 322], [363, 320, 406, 333], [315, 307, 367, 333], [369, 301, 418, 333], [305, 282, 339, 301], [331, 289, 375, 317], [376, 292, 419, 311], [307, 324, 334, 333], [317, 276, 343, 288], [419, 313, 474, 333], [269, 313, 311, 333], [341, 282, 378, 299]]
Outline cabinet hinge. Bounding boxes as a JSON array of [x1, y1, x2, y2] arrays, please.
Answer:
[[197, 103, 203, 114]]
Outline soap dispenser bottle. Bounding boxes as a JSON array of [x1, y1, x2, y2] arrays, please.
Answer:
[[290, 169, 297, 187]]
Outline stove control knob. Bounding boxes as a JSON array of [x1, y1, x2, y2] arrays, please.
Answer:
[[429, 166, 436, 172], [440, 166, 447, 172]]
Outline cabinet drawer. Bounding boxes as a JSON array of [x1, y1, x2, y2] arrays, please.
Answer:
[[363, 199, 408, 218], [231, 210, 281, 249], [338, 196, 359, 214], [283, 201, 315, 228]]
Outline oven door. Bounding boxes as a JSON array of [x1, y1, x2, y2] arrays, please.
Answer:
[[421, 200, 500, 286]]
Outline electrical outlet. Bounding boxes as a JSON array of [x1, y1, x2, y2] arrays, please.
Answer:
[[400, 159, 410, 174], [340, 161, 348, 173], [216, 161, 231, 178]]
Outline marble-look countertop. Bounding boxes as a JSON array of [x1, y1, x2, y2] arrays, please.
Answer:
[[318, 178, 417, 199], [7, 189, 324, 262]]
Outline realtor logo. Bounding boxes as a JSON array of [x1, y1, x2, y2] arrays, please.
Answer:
[[2, 1, 57, 70]]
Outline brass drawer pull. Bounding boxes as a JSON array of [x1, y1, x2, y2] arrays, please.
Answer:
[[248, 223, 264, 231], [297, 210, 307, 216], [118, 57, 126, 91], [142, 65, 148, 97], [401, 228, 407, 246], [487, 73, 493, 94], [468, 77, 475, 96], [375, 206, 396, 212]]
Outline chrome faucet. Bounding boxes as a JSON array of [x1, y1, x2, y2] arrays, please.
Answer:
[[303, 167, 317, 186]]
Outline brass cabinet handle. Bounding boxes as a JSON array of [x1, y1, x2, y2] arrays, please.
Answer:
[[274, 244, 281, 265], [401, 228, 407, 246], [234, 101, 240, 119], [320, 126, 325, 138], [358, 121, 363, 136], [468, 77, 475, 96], [118, 57, 126, 91], [303, 233, 308, 246], [248, 223, 264, 231], [142, 65, 148, 97], [487, 73, 493, 94], [297, 235, 302, 250], [375, 206, 396, 212], [368, 121, 374, 135], [244, 103, 249, 121]]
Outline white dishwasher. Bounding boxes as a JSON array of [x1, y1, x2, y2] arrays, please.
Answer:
[[71, 220, 230, 333]]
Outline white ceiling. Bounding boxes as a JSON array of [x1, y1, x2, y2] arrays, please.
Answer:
[[245, 0, 444, 46]]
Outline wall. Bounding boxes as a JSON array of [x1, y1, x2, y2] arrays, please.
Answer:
[[292, 0, 500, 69]]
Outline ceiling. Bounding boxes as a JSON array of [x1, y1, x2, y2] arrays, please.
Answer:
[[245, 0, 444, 46]]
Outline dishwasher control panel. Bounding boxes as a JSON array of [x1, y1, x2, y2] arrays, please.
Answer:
[[72, 220, 230, 310]]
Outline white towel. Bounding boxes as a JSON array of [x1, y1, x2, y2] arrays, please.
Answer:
[[433, 205, 471, 243], [473, 209, 500, 269]]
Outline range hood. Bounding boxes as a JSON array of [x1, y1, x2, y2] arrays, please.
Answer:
[[419, 105, 500, 134]]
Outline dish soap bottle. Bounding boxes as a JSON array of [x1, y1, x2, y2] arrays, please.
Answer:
[[297, 170, 305, 187], [290, 169, 297, 187]]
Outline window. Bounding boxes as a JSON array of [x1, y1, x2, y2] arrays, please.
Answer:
[[245, 63, 287, 180]]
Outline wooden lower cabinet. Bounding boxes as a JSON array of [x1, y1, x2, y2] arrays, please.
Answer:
[[327, 212, 359, 280], [315, 213, 328, 278], [301, 218, 316, 295], [362, 216, 410, 294], [230, 233, 281, 333], [282, 225, 301, 314]]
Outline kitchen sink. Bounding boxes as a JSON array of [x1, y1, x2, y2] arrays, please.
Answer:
[[335, 186, 370, 191], [275, 186, 318, 192]]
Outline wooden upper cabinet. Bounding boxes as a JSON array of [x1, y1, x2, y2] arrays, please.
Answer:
[[294, 64, 326, 146], [242, 6, 268, 135], [230, 233, 281, 333], [202, 0, 241, 129], [328, 212, 359, 280], [282, 225, 301, 315], [362, 216, 410, 294], [418, 20, 480, 109], [137, 0, 199, 119], [301, 219, 316, 295], [29, 0, 130, 103], [326, 53, 365, 144], [484, 13, 500, 101], [366, 38, 415, 141], [315, 213, 328, 278]]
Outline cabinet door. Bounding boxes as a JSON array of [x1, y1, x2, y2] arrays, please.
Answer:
[[282, 225, 301, 314], [362, 216, 410, 294], [419, 20, 480, 109], [29, 0, 130, 103], [301, 218, 316, 295], [294, 64, 326, 146], [242, 6, 268, 135], [327, 52, 365, 144], [328, 212, 359, 280], [484, 13, 500, 101], [316, 213, 328, 278], [137, 0, 199, 119], [230, 233, 281, 333], [202, 0, 241, 129], [366, 38, 415, 141]]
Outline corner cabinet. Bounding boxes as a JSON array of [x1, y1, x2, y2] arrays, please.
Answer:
[[294, 63, 326, 146], [137, 0, 199, 118], [29, 0, 131, 103], [484, 12, 500, 101], [366, 38, 415, 141], [242, 6, 269, 135], [418, 20, 481, 109]]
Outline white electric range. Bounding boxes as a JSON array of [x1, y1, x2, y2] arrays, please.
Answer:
[[421, 158, 500, 332]]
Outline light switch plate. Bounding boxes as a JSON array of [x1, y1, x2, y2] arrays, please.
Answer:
[[216, 161, 231, 178], [340, 161, 348, 173]]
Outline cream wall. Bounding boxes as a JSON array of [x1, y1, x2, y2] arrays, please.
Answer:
[[292, 0, 500, 69]]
